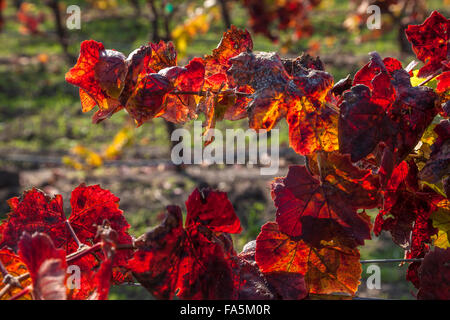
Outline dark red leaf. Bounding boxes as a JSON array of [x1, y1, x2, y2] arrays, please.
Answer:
[[185, 188, 241, 234], [405, 11, 450, 78], [271, 165, 371, 247], [129, 188, 241, 300]]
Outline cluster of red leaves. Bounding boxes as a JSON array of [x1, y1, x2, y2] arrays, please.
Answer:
[[240, 0, 321, 42], [21, 10, 450, 300], [0, 184, 131, 300], [128, 188, 316, 300]]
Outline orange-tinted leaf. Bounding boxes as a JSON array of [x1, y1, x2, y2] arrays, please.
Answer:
[[238, 240, 308, 300], [204, 25, 253, 79], [125, 73, 172, 126], [66, 40, 126, 113], [148, 41, 177, 73], [228, 52, 291, 130], [79, 88, 97, 113], [161, 57, 205, 123], [255, 222, 361, 296], [287, 97, 338, 155], [306, 152, 380, 208], [0, 249, 32, 300]]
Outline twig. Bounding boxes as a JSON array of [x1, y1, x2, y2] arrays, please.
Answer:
[[0, 259, 8, 278], [170, 90, 252, 97], [405, 60, 418, 73], [9, 285, 31, 300], [218, 0, 232, 29], [65, 220, 83, 249], [66, 242, 102, 264], [0, 284, 12, 298]]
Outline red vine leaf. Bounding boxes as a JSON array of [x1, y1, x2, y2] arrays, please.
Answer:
[[228, 51, 291, 130], [129, 188, 240, 299], [161, 57, 205, 123], [66, 40, 127, 116], [287, 97, 338, 155], [271, 165, 371, 247], [405, 11, 450, 78], [436, 71, 450, 94], [0, 184, 132, 298], [18, 232, 67, 300], [124, 73, 172, 126], [185, 188, 241, 234], [417, 247, 450, 299], [339, 53, 437, 185]]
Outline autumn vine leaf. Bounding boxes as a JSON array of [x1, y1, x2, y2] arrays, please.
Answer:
[[0, 249, 32, 300], [65, 40, 127, 122], [128, 188, 240, 299], [405, 11, 450, 78], [18, 232, 67, 300], [255, 222, 361, 296], [417, 247, 450, 299], [160, 57, 205, 124], [237, 240, 308, 300], [228, 51, 291, 131], [339, 52, 437, 184], [271, 165, 372, 247]]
